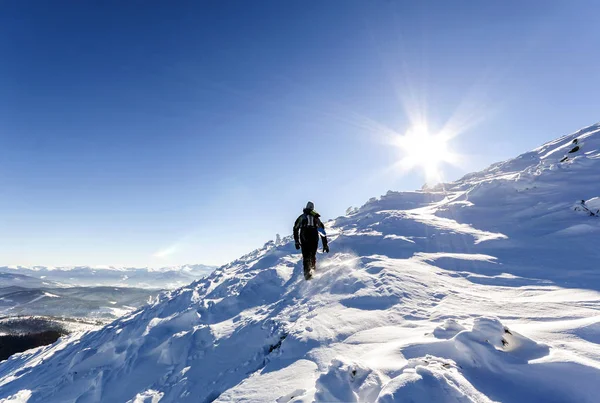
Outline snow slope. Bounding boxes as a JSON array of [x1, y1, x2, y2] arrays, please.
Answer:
[[1, 123, 600, 402]]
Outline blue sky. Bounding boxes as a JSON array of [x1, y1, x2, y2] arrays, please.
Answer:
[[1, 1, 599, 267]]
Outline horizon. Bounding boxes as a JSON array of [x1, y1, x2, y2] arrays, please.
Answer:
[[2, 1, 600, 267]]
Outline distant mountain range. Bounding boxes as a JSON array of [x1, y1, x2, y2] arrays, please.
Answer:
[[0, 264, 216, 289], [0, 284, 157, 321], [0, 265, 216, 322], [0, 271, 158, 321]]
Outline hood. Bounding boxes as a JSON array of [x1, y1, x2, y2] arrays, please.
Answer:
[[303, 208, 320, 217]]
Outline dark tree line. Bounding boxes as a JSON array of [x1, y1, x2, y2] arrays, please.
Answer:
[[0, 330, 65, 361], [0, 317, 68, 361]]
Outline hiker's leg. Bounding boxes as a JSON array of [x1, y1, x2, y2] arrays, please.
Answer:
[[301, 247, 312, 280]]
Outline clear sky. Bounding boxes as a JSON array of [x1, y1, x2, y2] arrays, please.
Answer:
[[1, 0, 599, 268]]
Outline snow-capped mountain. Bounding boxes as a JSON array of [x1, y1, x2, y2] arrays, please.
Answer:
[[0, 264, 216, 290], [1, 124, 600, 402]]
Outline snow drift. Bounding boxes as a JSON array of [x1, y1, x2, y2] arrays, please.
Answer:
[[1, 123, 600, 402]]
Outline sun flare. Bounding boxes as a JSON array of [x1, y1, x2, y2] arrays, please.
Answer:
[[393, 124, 459, 184]]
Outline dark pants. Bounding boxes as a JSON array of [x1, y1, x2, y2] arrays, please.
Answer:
[[301, 244, 317, 280]]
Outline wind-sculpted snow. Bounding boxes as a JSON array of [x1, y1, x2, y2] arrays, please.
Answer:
[[2, 124, 600, 402]]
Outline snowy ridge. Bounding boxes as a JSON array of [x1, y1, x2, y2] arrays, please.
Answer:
[[1, 124, 600, 402]]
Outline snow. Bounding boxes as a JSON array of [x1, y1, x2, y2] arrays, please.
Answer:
[[585, 197, 600, 210], [127, 390, 164, 403], [1, 123, 600, 402], [0, 390, 32, 403]]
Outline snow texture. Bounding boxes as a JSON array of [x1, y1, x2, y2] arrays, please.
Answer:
[[1, 123, 600, 402]]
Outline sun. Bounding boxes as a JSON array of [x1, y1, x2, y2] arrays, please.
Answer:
[[393, 123, 459, 184]]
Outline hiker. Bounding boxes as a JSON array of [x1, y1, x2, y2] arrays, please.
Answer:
[[293, 201, 329, 280]]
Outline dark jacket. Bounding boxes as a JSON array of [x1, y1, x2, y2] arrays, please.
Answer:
[[293, 209, 328, 248]]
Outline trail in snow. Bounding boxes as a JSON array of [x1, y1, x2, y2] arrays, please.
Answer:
[[1, 123, 600, 402]]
